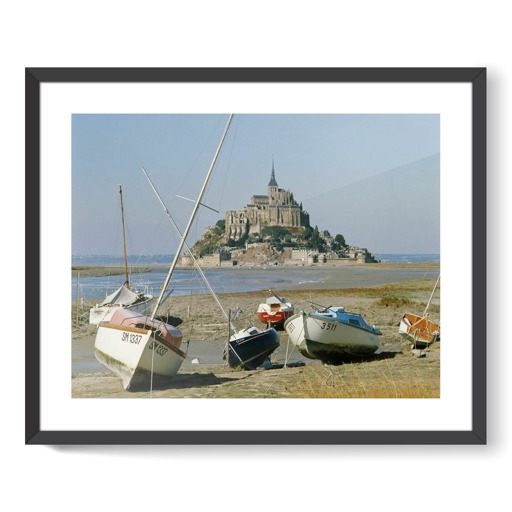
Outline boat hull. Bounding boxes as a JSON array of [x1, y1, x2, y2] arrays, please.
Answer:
[[257, 309, 294, 327], [284, 312, 380, 363], [227, 327, 280, 370], [94, 313, 185, 390], [399, 313, 440, 348]]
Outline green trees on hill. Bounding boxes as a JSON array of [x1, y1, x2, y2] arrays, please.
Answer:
[[249, 224, 349, 253], [196, 217, 349, 257], [194, 219, 226, 257], [297, 227, 348, 253], [214, 219, 225, 234], [261, 226, 292, 239], [298, 226, 324, 252], [334, 233, 346, 246]]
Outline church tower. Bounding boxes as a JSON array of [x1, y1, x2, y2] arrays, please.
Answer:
[[268, 159, 278, 204]]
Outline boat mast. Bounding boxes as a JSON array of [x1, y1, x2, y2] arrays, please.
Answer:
[[150, 114, 234, 320], [423, 275, 440, 317], [119, 185, 130, 288]]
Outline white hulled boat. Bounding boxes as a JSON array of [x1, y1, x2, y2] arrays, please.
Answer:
[[284, 306, 381, 363]]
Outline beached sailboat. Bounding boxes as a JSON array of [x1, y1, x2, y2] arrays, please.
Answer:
[[224, 303, 279, 370], [284, 304, 381, 364], [89, 185, 154, 325], [89, 280, 154, 325], [94, 308, 185, 389], [257, 290, 294, 328], [226, 324, 279, 370], [399, 275, 440, 348], [94, 115, 234, 390]]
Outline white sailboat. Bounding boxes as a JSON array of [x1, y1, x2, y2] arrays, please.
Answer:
[[94, 114, 234, 389], [89, 185, 153, 325]]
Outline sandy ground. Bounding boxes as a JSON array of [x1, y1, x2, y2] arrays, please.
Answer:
[[72, 264, 440, 398]]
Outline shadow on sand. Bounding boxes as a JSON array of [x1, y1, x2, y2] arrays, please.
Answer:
[[268, 361, 306, 370], [128, 371, 254, 392], [321, 350, 401, 366]]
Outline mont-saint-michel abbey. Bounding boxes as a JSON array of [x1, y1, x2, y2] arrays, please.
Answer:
[[185, 160, 378, 267], [225, 162, 310, 241]]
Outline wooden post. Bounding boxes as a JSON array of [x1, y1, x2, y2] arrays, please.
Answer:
[[226, 309, 231, 366], [75, 271, 80, 328]]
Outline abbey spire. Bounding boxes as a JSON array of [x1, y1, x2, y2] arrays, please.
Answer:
[[268, 158, 278, 187]]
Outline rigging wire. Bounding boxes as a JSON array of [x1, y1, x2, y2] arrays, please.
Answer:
[[175, 116, 224, 196], [186, 115, 240, 243], [215, 114, 240, 212]]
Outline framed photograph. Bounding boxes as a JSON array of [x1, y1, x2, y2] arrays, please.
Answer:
[[26, 68, 486, 445]]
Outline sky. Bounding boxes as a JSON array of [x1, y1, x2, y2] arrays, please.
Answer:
[[72, 113, 440, 256]]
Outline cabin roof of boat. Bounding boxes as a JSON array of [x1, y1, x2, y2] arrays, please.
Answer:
[[265, 296, 288, 304], [311, 307, 378, 331]]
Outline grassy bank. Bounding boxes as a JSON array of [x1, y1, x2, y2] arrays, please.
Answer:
[[72, 265, 152, 279]]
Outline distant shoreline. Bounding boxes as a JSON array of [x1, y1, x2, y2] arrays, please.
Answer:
[[72, 261, 439, 279], [71, 265, 153, 279], [71, 261, 440, 277]]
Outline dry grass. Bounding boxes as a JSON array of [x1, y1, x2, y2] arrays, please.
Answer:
[[286, 348, 440, 399], [331, 278, 440, 297], [377, 295, 414, 308]]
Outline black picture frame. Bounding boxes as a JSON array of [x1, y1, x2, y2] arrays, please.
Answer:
[[26, 67, 486, 445]]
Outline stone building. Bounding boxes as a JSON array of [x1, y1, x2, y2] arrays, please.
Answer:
[[225, 162, 310, 240], [180, 249, 233, 267]]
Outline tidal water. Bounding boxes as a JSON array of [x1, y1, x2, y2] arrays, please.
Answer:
[[73, 267, 315, 302], [72, 253, 440, 303]]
